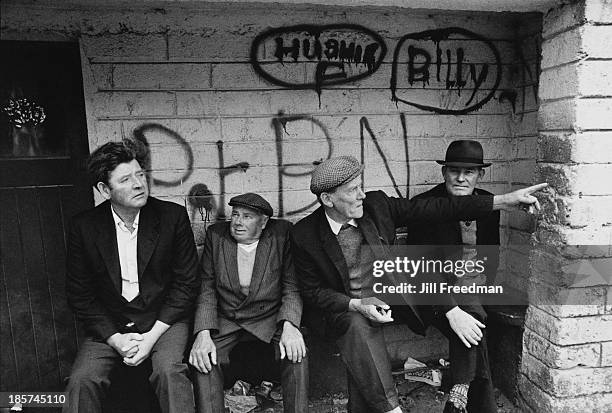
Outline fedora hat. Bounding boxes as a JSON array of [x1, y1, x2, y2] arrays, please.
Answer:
[[436, 140, 491, 168]]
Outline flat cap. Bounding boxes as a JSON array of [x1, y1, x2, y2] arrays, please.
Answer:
[[310, 156, 364, 195], [229, 193, 273, 216]]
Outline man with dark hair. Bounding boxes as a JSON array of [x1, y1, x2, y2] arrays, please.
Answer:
[[64, 140, 199, 413], [291, 156, 546, 413], [406, 140, 500, 413], [190, 193, 308, 413]]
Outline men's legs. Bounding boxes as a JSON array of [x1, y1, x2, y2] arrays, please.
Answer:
[[328, 311, 399, 413], [149, 321, 195, 413], [193, 329, 242, 413], [63, 338, 120, 413], [271, 329, 309, 413], [430, 309, 496, 413]]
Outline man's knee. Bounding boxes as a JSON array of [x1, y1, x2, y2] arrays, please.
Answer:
[[67, 366, 110, 390], [150, 358, 189, 384]]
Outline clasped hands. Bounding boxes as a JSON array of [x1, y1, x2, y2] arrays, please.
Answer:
[[107, 332, 156, 366]]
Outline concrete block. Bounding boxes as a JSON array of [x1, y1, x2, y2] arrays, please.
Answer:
[[518, 374, 612, 413], [537, 132, 574, 163], [561, 225, 612, 245], [510, 159, 536, 184], [168, 32, 249, 62], [476, 114, 511, 137], [602, 341, 612, 366], [524, 306, 612, 345], [123, 118, 221, 145], [540, 64, 579, 101], [563, 195, 612, 227], [585, 0, 612, 23], [176, 91, 218, 116], [521, 351, 612, 396], [221, 117, 276, 143], [576, 98, 612, 130], [573, 164, 612, 195], [407, 161, 439, 186], [513, 136, 538, 160], [268, 90, 321, 114], [81, 34, 168, 61], [515, 111, 538, 137], [407, 138, 450, 162], [109, 63, 212, 90], [541, 27, 585, 69], [583, 25, 612, 58], [579, 60, 612, 97], [91, 120, 124, 146], [91, 91, 176, 118], [211, 63, 270, 90], [543, 1, 586, 39], [523, 330, 601, 369], [538, 99, 577, 131]]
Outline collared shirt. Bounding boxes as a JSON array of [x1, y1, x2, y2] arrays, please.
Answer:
[[325, 212, 358, 235], [111, 206, 140, 302], [237, 240, 259, 296]]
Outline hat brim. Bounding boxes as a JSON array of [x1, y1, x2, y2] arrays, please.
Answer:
[[436, 160, 492, 168]]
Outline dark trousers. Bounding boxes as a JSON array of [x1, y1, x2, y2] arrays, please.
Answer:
[[193, 328, 309, 413], [63, 322, 194, 413], [424, 307, 497, 413], [329, 307, 496, 413]]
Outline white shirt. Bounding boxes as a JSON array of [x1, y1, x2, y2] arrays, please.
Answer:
[[111, 206, 140, 302], [325, 212, 358, 235], [237, 240, 259, 296]]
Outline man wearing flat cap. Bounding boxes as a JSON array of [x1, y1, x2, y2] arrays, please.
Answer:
[[291, 155, 546, 413], [406, 140, 499, 413], [190, 193, 308, 413]]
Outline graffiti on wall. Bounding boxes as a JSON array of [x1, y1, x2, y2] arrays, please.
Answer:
[[251, 25, 511, 115], [250, 24, 387, 99], [390, 27, 502, 115], [131, 113, 410, 220]]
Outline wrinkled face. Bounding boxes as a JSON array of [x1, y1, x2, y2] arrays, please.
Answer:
[[230, 206, 269, 244], [443, 166, 484, 196], [321, 176, 366, 222], [98, 159, 148, 212]]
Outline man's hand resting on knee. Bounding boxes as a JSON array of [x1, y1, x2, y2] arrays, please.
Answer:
[[189, 330, 217, 374], [279, 321, 306, 363], [446, 306, 485, 348]]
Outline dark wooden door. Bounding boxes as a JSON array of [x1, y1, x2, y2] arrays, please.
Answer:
[[1, 41, 92, 391]]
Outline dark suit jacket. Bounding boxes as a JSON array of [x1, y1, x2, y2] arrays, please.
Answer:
[[291, 190, 493, 335], [194, 219, 302, 343], [407, 183, 500, 275], [66, 197, 200, 341], [406, 184, 500, 317]]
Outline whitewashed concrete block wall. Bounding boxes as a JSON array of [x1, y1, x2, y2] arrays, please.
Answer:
[[1, 2, 541, 284]]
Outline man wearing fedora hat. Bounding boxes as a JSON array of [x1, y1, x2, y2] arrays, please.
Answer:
[[407, 140, 499, 413], [190, 193, 308, 413], [291, 155, 546, 413]]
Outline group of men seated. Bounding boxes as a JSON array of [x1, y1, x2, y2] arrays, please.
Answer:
[[64, 139, 546, 413]]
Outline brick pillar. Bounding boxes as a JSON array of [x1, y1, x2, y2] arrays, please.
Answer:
[[518, 1, 612, 411]]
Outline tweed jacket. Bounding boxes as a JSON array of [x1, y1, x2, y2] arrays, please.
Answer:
[[291, 190, 493, 335], [66, 197, 200, 341], [194, 219, 302, 343]]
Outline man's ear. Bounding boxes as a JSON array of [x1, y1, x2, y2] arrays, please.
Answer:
[[441, 166, 447, 178], [478, 168, 486, 179], [96, 182, 112, 200], [261, 215, 270, 229], [319, 192, 334, 208]]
